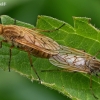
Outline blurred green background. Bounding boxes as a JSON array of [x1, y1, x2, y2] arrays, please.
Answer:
[[0, 0, 100, 100]]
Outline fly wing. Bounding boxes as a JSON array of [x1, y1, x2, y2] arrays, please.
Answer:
[[59, 45, 91, 56], [23, 27, 60, 51], [8, 25, 60, 55], [49, 45, 91, 73], [14, 37, 59, 55], [13, 25, 60, 55]]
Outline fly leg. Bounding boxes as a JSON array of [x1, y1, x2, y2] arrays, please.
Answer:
[[0, 40, 13, 71], [41, 69, 75, 72], [28, 52, 41, 83], [89, 74, 98, 99], [0, 40, 7, 48], [34, 23, 66, 32], [0, 40, 7, 70], [40, 23, 66, 32], [41, 69, 61, 72], [8, 45, 14, 72], [93, 50, 100, 58], [41, 69, 79, 73]]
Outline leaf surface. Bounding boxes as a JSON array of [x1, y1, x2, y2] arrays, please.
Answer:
[[0, 15, 100, 100]]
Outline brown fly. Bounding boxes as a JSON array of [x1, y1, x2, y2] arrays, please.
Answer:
[[0, 23, 65, 82], [48, 45, 100, 99]]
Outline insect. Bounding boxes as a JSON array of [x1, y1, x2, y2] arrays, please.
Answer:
[[0, 23, 65, 82], [49, 45, 100, 99]]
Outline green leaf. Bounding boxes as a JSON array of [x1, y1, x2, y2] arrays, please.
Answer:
[[0, 15, 34, 28], [0, 15, 100, 100]]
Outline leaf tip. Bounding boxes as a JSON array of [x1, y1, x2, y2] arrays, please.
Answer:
[[37, 15, 42, 19], [73, 16, 92, 24]]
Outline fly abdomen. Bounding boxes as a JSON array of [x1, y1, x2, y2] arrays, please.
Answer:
[[31, 49, 52, 58]]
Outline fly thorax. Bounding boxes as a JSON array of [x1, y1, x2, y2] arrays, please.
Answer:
[[3, 25, 23, 40], [87, 58, 100, 74]]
